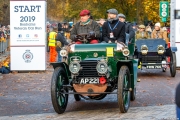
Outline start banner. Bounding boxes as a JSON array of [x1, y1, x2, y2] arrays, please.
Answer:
[[10, 0, 46, 46], [10, 0, 47, 71]]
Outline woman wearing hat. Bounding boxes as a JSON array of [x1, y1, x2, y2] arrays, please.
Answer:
[[135, 24, 150, 40], [151, 22, 168, 44]]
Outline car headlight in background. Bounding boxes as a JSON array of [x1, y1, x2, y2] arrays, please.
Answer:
[[96, 61, 108, 74], [60, 49, 67, 57], [141, 45, 148, 55], [157, 45, 165, 55], [122, 47, 130, 56], [69, 61, 81, 74]]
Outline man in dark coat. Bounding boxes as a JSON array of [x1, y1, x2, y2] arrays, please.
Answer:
[[56, 23, 70, 62], [118, 13, 135, 45], [70, 9, 100, 44], [102, 9, 126, 43], [176, 83, 180, 119]]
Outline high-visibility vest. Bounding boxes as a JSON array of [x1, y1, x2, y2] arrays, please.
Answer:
[[48, 32, 57, 46]]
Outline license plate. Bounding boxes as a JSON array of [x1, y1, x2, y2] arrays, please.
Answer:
[[146, 65, 162, 69], [79, 78, 99, 84]]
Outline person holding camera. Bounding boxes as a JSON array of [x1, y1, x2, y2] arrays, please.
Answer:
[[70, 9, 100, 44]]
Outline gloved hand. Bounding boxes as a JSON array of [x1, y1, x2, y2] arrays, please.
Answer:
[[56, 41, 62, 47], [108, 40, 112, 43], [74, 35, 83, 41], [87, 31, 96, 40]]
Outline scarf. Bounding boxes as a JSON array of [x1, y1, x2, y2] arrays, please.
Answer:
[[156, 30, 160, 38], [107, 16, 118, 23], [81, 19, 90, 25]]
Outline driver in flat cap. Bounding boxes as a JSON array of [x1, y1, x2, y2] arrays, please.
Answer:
[[102, 8, 125, 43], [70, 9, 100, 44]]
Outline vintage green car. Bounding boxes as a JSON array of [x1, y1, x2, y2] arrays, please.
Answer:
[[50, 38, 138, 114]]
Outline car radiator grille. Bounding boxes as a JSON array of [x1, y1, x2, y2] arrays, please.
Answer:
[[141, 56, 163, 63], [77, 60, 99, 78]]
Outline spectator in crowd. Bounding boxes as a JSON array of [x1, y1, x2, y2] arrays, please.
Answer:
[[102, 9, 125, 43], [151, 22, 168, 44], [167, 27, 170, 39], [7, 25, 10, 36], [162, 27, 169, 43], [70, 9, 100, 44], [118, 13, 135, 45], [0, 28, 5, 42], [99, 18, 106, 27], [132, 23, 138, 32], [135, 24, 150, 40], [145, 25, 152, 36], [98, 18, 106, 42], [56, 23, 70, 62], [176, 83, 180, 119], [46, 26, 50, 52], [0, 56, 11, 74], [48, 26, 58, 62]]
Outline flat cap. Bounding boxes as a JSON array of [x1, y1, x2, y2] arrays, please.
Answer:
[[139, 25, 145, 29], [107, 8, 118, 15], [80, 9, 90, 16], [118, 13, 126, 18]]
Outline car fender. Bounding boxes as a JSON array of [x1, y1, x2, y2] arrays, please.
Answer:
[[50, 62, 70, 78], [116, 59, 138, 89], [166, 47, 178, 56]]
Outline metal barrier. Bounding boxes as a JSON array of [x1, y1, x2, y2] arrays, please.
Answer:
[[0, 37, 10, 58]]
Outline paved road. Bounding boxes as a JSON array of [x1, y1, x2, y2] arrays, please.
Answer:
[[0, 68, 179, 118], [0, 105, 176, 120]]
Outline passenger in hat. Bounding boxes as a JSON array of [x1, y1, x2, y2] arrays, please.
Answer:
[[102, 8, 125, 43], [118, 13, 135, 45], [135, 24, 150, 40], [151, 22, 168, 44], [70, 9, 100, 44]]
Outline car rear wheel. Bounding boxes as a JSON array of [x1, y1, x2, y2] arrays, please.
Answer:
[[170, 52, 176, 77], [130, 87, 136, 101], [51, 67, 69, 114], [117, 65, 130, 113], [74, 94, 81, 101]]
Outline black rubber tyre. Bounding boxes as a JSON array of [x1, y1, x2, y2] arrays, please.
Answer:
[[130, 87, 136, 101], [88, 94, 107, 100], [170, 52, 176, 77], [51, 67, 69, 114], [117, 65, 131, 113], [74, 94, 81, 101]]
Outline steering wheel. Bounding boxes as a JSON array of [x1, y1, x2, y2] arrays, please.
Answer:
[[76, 33, 89, 42]]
